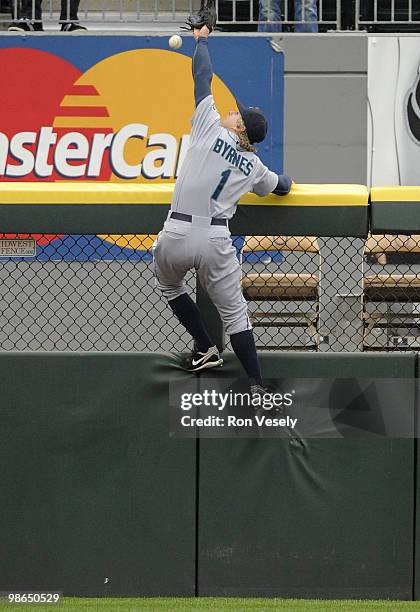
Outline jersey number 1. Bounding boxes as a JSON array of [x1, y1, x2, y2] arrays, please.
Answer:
[[212, 169, 231, 201]]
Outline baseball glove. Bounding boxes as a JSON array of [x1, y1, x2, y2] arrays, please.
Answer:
[[182, 0, 217, 32]]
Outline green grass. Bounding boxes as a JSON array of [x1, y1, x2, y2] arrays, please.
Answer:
[[2, 599, 420, 612]]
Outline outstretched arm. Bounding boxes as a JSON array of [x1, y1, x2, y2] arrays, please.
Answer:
[[193, 26, 213, 108]]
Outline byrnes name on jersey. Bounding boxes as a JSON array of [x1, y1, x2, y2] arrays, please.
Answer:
[[212, 138, 253, 177], [171, 95, 278, 219]]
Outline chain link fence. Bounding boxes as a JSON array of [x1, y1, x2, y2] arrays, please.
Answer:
[[0, 233, 192, 352], [2, 232, 420, 353]]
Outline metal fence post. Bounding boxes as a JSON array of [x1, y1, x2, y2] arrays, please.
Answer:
[[355, 0, 360, 30], [336, 0, 341, 30]]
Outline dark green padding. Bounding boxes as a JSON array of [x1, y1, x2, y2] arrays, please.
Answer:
[[0, 351, 415, 599], [198, 352, 415, 599], [415, 371, 420, 600], [0, 203, 368, 237], [0, 204, 169, 234], [233, 205, 368, 238], [0, 353, 196, 597], [371, 201, 420, 234]]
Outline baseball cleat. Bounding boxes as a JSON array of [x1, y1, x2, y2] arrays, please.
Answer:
[[184, 345, 223, 372], [249, 382, 278, 416], [249, 381, 276, 400], [250, 383, 268, 396]]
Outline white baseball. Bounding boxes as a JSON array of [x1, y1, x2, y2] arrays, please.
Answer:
[[169, 34, 182, 50]]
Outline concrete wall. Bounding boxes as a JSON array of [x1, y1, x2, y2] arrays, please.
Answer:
[[281, 33, 368, 183]]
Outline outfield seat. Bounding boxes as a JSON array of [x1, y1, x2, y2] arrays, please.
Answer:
[[241, 236, 320, 350], [363, 234, 420, 349]]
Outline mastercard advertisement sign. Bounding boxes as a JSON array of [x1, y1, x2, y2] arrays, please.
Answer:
[[0, 35, 284, 258]]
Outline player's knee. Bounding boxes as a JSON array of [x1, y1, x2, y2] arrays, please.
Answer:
[[224, 308, 252, 336], [158, 280, 186, 302]]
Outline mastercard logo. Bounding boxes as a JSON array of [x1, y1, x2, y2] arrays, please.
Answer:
[[0, 45, 237, 252], [0, 47, 237, 183]]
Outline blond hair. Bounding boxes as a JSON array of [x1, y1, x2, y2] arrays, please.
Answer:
[[236, 118, 256, 153]]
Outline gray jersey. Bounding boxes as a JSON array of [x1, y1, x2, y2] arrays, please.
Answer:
[[171, 95, 278, 219]]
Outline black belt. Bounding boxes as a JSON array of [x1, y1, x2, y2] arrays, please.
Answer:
[[170, 211, 227, 226]]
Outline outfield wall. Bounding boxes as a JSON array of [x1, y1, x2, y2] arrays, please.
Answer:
[[0, 351, 417, 599]]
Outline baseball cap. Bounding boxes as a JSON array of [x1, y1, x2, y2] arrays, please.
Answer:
[[236, 100, 268, 144]]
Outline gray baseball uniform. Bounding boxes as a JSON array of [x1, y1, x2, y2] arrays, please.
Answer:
[[153, 94, 279, 336]]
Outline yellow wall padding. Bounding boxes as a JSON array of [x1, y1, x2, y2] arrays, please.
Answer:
[[241, 183, 368, 206], [371, 186, 420, 202], [0, 182, 369, 206]]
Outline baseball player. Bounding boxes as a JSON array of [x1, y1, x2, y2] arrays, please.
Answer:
[[153, 25, 292, 392]]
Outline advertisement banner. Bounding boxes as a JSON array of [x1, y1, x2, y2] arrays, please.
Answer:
[[368, 36, 420, 187], [0, 35, 284, 260]]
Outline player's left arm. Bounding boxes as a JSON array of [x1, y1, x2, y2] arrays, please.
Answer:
[[251, 160, 293, 197], [192, 26, 212, 108], [272, 174, 293, 196], [189, 26, 220, 145]]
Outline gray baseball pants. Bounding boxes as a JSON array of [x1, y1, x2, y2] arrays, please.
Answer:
[[153, 214, 251, 336]]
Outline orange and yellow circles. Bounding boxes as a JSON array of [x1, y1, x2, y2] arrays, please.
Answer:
[[61, 49, 237, 184], [97, 234, 157, 251]]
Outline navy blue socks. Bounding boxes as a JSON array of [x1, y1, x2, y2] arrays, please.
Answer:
[[230, 330, 263, 385], [168, 293, 213, 353]]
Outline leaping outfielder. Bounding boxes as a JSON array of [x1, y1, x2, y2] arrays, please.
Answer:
[[153, 23, 292, 395]]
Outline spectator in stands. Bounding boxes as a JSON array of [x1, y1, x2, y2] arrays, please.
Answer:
[[8, 0, 86, 30], [258, 0, 318, 32]]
